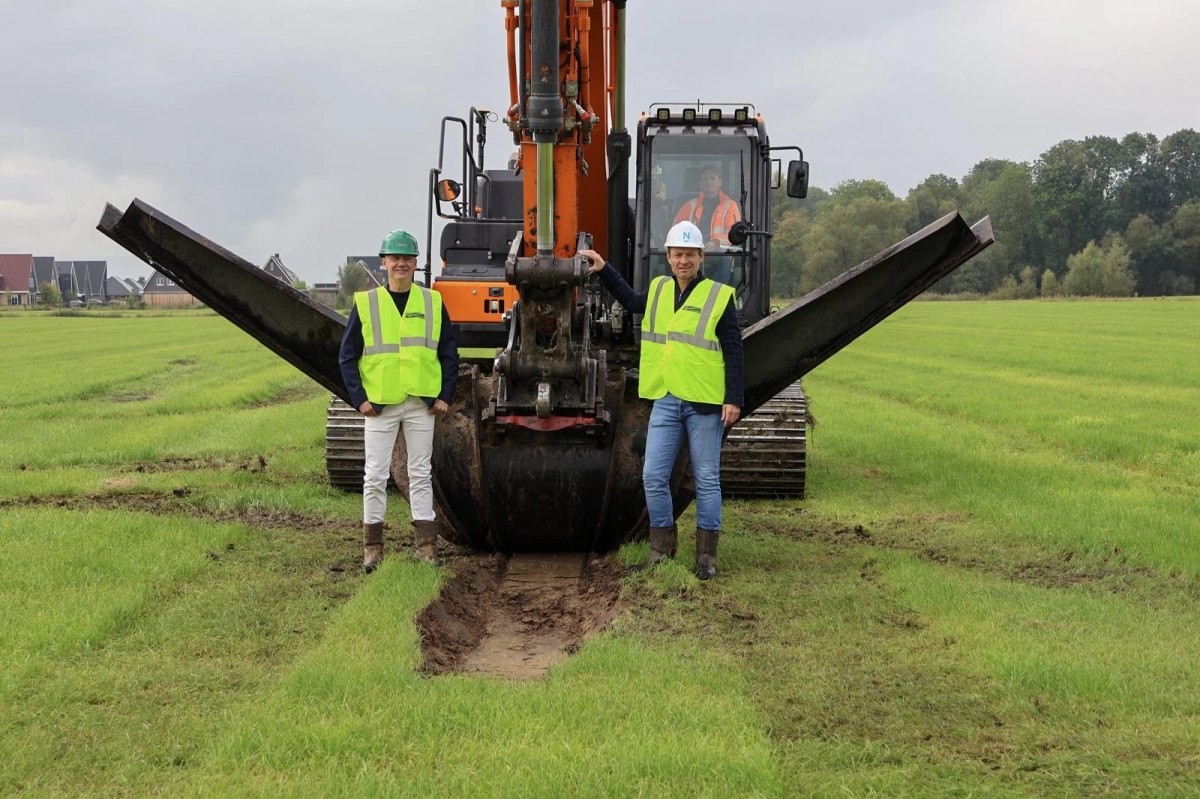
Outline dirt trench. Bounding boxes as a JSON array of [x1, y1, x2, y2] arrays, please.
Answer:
[[417, 553, 626, 680], [3, 486, 629, 679]]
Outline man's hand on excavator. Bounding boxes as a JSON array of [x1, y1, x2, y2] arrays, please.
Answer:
[[579, 249, 606, 273], [722, 403, 741, 428]]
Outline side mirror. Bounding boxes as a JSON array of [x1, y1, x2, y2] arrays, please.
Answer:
[[786, 160, 809, 199], [727, 220, 750, 247], [435, 179, 461, 203], [770, 158, 782, 190]]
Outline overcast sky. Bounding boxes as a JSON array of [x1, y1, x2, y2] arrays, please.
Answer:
[[2, 0, 1197, 284]]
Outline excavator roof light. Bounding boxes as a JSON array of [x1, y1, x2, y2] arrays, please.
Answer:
[[682, 108, 697, 121], [708, 109, 722, 122], [656, 108, 671, 121], [734, 107, 749, 122]]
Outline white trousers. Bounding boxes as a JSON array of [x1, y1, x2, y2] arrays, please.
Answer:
[[362, 396, 436, 524]]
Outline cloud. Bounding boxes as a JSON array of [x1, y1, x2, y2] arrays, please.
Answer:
[[2, 0, 1197, 283]]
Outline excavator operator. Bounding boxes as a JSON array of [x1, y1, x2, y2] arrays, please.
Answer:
[[673, 165, 742, 251]]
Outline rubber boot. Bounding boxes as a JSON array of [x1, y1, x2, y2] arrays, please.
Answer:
[[362, 522, 384, 574], [412, 520, 439, 564], [632, 525, 677, 572], [694, 528, 720, 581]]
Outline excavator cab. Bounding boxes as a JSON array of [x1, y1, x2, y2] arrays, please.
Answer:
[[633, 104, 807, 328]]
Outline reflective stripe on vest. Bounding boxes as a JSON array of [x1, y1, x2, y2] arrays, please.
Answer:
[[638, 277, 732, 404], [356, 286, 443, 403], [640, 277, 670, 346], [638, 276, 673, 399], [666, 284, 724, 351], [709, 199, 732, 236], [362, 289, 400, 355]]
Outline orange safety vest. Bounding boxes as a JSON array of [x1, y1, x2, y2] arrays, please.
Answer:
[[674, 190, 742, 246]]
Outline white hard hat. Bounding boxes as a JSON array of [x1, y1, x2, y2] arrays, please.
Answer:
[[665, 221, 705, 249]]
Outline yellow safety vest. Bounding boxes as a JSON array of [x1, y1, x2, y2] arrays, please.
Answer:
[[355, 285, 443, 403], [639, 276, 733, 404]]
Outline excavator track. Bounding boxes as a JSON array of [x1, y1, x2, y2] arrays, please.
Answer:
[[326, 396, 367, 492], [325, 386, 809, 500], [721, 381, 807, 500]]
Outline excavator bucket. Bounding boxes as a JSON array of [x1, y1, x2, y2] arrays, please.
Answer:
[[743, 214, 994, 411], [97, 201, 351, 403], [99, 199, 991, 553]]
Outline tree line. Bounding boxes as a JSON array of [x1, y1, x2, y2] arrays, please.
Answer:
[[770, 129, 1200, 299]]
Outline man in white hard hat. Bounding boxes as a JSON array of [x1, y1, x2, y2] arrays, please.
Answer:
[[579, 220, 743, 580]]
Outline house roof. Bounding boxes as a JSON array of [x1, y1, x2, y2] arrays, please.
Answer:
[[347, 255, 383, 270], [105, 276, 132, 297], [32, 256, 56, 290], [346, 255, 385, 287], [261, 253, 298, 285], [142, 269, 191, 293], [0, 254, 33, 293], [74, 261, 107, 296]]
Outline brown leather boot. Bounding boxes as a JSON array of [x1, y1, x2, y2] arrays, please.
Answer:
[[362, 522, 384, 574], [412, 520, 439, 564], [694, 528, 719, 581], [632, 525, 677, 572]]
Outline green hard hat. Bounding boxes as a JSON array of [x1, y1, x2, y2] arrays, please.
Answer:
[[379, 229, 419, 256]]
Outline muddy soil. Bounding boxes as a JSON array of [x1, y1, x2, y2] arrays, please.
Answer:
[[6, 488, 629, 678], [418, 553, 626, 680], [0, 489, 356, 541]]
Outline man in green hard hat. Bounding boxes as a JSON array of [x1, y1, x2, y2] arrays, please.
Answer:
[[338, 229, 459, 571]]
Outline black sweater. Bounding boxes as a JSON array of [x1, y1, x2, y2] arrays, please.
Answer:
[[596, 263, 744, 412]]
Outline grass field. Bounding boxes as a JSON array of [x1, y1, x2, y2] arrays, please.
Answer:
[[1, 299, 1198, 796]]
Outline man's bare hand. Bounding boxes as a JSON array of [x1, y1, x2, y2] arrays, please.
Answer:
[[578, 249, 606, 273], [429, 399, 449, 416], [721, 403, 741, 428], [358, 401, 379, 417]]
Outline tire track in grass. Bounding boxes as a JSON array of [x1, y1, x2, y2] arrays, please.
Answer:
[[802, 380, 1200, 576], [0, 502, 364, 795], [838, 347, 1200, 408], [813, 361, 1200, 492]]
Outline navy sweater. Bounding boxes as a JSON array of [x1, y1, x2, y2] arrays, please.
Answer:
[[596, 263, 744, 412], [338, 289, 459, 412]]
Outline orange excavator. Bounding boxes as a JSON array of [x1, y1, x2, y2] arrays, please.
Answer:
[[98, 0, 992, 553]]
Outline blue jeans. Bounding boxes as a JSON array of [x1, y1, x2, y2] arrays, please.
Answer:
[[642, 393, 724, 531]]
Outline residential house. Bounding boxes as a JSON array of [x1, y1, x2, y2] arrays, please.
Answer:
[[54, 262, 79, 303], [32, 257, 57, 303], [105, 276, 139, 305], [261, 253, 298, 286], [53, 261, 107, 304], [0, 254, 34, 305], [141, 269, 199, 307], [308, 282, 338, 308], [344, 256, 386, 289], [73, 261, 108, 303]]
